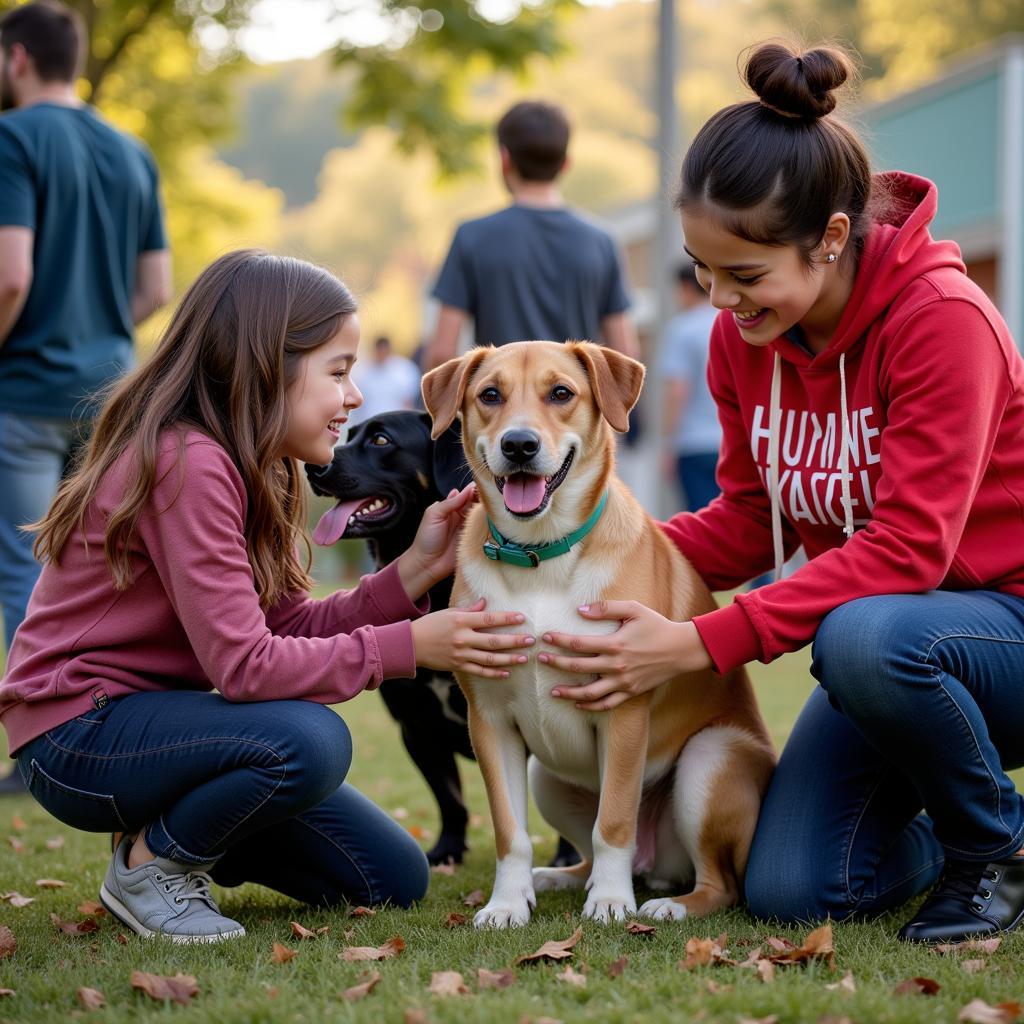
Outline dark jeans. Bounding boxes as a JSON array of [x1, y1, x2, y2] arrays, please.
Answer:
[[745, 591, 1024, 923], [17, 691, 429, 908]]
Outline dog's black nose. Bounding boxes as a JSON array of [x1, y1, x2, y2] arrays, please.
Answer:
[[500, 430, 541, 465]]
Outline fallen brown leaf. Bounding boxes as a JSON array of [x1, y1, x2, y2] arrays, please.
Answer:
[[392, 807, 409, 819], [290, 921, 318, 940], [130, 971, 199, 1006], [115, 932, 128, 945], [679, 936, 736, 969], [962, 959, 987, 974], [340, 936, 406, 962], [825, 969, 856, 993], [756, 959, 776, 984], [0, 892, 33, 908], [626, 921, 656, 937], [428, 970, 469, 997], [959, 999, 1023, 1024], [514, 926, 583, 966], [0, 988, 13, 997], [271, 942, 297, 964], [77, 987, 105, 1009], [7, 837, 24, 854], [766, 924, 834, 970], [765, 936, 796, 952], [342, 970, 382, 1002], [430, 860, 456, 875], [10, 815, 25, 832], [705, 978, 732, 995], [444, 912, 468, 928], [607, 956, 628, 978], [77, 901, 106, 917], [404, 1009, 428, 1024], [0, 927, 14, 959], [555, 964, 587, 988], [50, 913, 100, 937], [45, 837, 65, 851], [478, 967, 515, 990], [462, 890, 485, 907], [936, 937, 1003, 955], [894, 976, 941, 996], [34, 878, 66, 889], [349, 906, 376, 918]]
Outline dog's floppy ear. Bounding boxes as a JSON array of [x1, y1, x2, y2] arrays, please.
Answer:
[[432, 422, 474, 494], [569, 342, 645, 433], [421, 347, 490, 440]]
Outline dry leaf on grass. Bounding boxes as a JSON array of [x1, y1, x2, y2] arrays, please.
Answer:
[[77, 987, 105, 1009], [392, 807, 409, 820], [45, 837, 64, 851], [766, 924, 834, 969], [0, 927, 15, 959], [350, 906, 376, 918], [10, 815, 25, 832], [607, 956, 628, 978], [679, 935, 736, 969], [0, 892, 33, 908], [894, 976, 941, 996], [705, 978, 732, 994], [404, 1009, 428, 1024], [77, 901, 106, 917], [765, 936, 796, 953], [462, 890, 485, 907], [514, 927, 582, 966], [756, 959, 776, 984], [271, 943, 297, 964], [340, 936, 406, 962], [962, 959, 988, 974], [825, 969, 856, 993], [7, 838, 24, 854], [444, 912, 468, 928], [50, 913, 100, 936], [936, 937, 1003, 955], [555, 965, 587, 988], [626, 921, 656, 937], [115, 932, 129, 945], [342, 970, 382, 1002], [478, 967, 515, 990], [428, 970, 469, 997], [130, 970, 199, 1005], [290, 921, 320, 941], [959, 1000, 1023, 1024], [430, 861, 456, 875], [0, 988, 13, 997], [35, 878, 66, 889]]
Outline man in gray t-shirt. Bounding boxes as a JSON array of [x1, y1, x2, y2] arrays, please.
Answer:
[[427, 101, 638, 368]]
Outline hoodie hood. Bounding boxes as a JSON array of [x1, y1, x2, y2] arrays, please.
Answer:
[[772, 171, 966, 368]]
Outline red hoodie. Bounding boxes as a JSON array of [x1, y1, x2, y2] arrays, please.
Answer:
[[661, 172, 1024, 674]]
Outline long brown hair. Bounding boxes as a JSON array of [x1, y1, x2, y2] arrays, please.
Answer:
[[34, 249, 357, 607]]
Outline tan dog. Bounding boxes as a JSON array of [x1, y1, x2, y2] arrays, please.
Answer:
[[422, 341, 775, 928]]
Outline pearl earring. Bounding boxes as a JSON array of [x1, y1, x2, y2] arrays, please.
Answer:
[[826, 253, 837, 263]]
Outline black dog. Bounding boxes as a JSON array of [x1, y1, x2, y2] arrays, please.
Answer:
[[305, 412, 580, 868]]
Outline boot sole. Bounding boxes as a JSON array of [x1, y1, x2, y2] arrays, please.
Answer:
[[99, 885, 245, 944]]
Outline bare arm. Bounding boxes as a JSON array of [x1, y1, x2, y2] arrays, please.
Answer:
[[0, 227, 33, 346], [426, 304, 468, 370], [600, 311, 641, 361], [132, 249, 172, 325]]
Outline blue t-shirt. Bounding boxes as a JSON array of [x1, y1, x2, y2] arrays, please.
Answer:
[[432, 204, 630, 346], [660, 304, 722, 456], [0, 103, 166, 419]]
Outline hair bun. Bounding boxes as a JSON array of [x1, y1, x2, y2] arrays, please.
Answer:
[[744, 42, 852, 120]]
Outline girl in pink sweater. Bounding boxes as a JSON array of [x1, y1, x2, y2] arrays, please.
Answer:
[[0, 249, 534, 943]]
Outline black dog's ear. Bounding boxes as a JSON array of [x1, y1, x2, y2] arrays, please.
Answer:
[[432, 422, 473, 495]]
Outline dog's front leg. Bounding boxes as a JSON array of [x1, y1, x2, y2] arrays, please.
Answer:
[[584, 699, 650, 923], [466, 699, 535, 928]]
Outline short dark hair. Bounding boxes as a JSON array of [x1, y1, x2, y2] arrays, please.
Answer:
[[497, 101, 570, 182], [0, 1, 84, 84], [676, 42, 879, 267]]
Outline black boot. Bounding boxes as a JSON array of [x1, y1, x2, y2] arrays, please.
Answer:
[[0, 768, 27, 796], [898, 854, 1024, 943]]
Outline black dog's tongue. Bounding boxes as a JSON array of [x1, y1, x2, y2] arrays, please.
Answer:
[[313, 500, 363, 545]]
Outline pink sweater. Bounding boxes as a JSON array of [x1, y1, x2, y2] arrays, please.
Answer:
[[0, 431, 426, 755]]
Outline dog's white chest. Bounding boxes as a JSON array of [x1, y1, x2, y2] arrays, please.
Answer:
[[462, 554, 618, 790]]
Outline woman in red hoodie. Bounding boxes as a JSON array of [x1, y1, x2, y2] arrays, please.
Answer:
[[541, 42, 1024, 942]]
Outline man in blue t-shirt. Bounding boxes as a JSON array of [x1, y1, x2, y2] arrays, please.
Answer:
[[426, 100, 638, 368], [0, 3, 169, 669]]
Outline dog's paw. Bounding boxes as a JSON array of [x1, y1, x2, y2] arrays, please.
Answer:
[[473, 898, 534, 929], [582, 891, 636, 924], [638, 897, 688, 921], [532, 866, 586, 892]]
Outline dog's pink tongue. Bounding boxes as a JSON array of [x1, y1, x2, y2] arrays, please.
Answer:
[[312, 500, 364, 546], [504, 474, 546, 514]]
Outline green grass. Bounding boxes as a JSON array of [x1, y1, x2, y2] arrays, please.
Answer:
[[2, 645, 1023, 1022]]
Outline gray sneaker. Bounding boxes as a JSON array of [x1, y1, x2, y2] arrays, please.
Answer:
[[99, 835, 245, 944]]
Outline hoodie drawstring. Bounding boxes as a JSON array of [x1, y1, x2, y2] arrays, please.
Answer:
[[766, 350, 855, 585]]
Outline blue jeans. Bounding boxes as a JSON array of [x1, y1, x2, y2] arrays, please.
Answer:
[[745, 591, 1024, 924], [16, 692, 429, 908], [676, 451, 720, 513], [0, 411, 85, 651]]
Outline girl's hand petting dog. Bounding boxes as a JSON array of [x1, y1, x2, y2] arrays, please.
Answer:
[[397, 483, 477, 599], [542, 601, 713, 711], [411, 599, 535, 679]]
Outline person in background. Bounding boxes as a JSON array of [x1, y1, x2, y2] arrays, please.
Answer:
[[0, 0, 170, 794], [348, 335, 421, 426], [660, 262, 722, 512], [425, 99, 639, 368]]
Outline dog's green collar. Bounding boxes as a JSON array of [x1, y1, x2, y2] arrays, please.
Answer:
[[483, 491, 609, 568]]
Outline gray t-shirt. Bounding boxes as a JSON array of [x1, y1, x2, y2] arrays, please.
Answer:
[[432, 204, 630, 346], [660, 304, 722, 456]]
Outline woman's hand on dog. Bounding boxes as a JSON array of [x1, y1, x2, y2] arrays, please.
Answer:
[[398, 483, 477, 599], [541, 602, 713, 711], [411, 598, 535, 679]]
